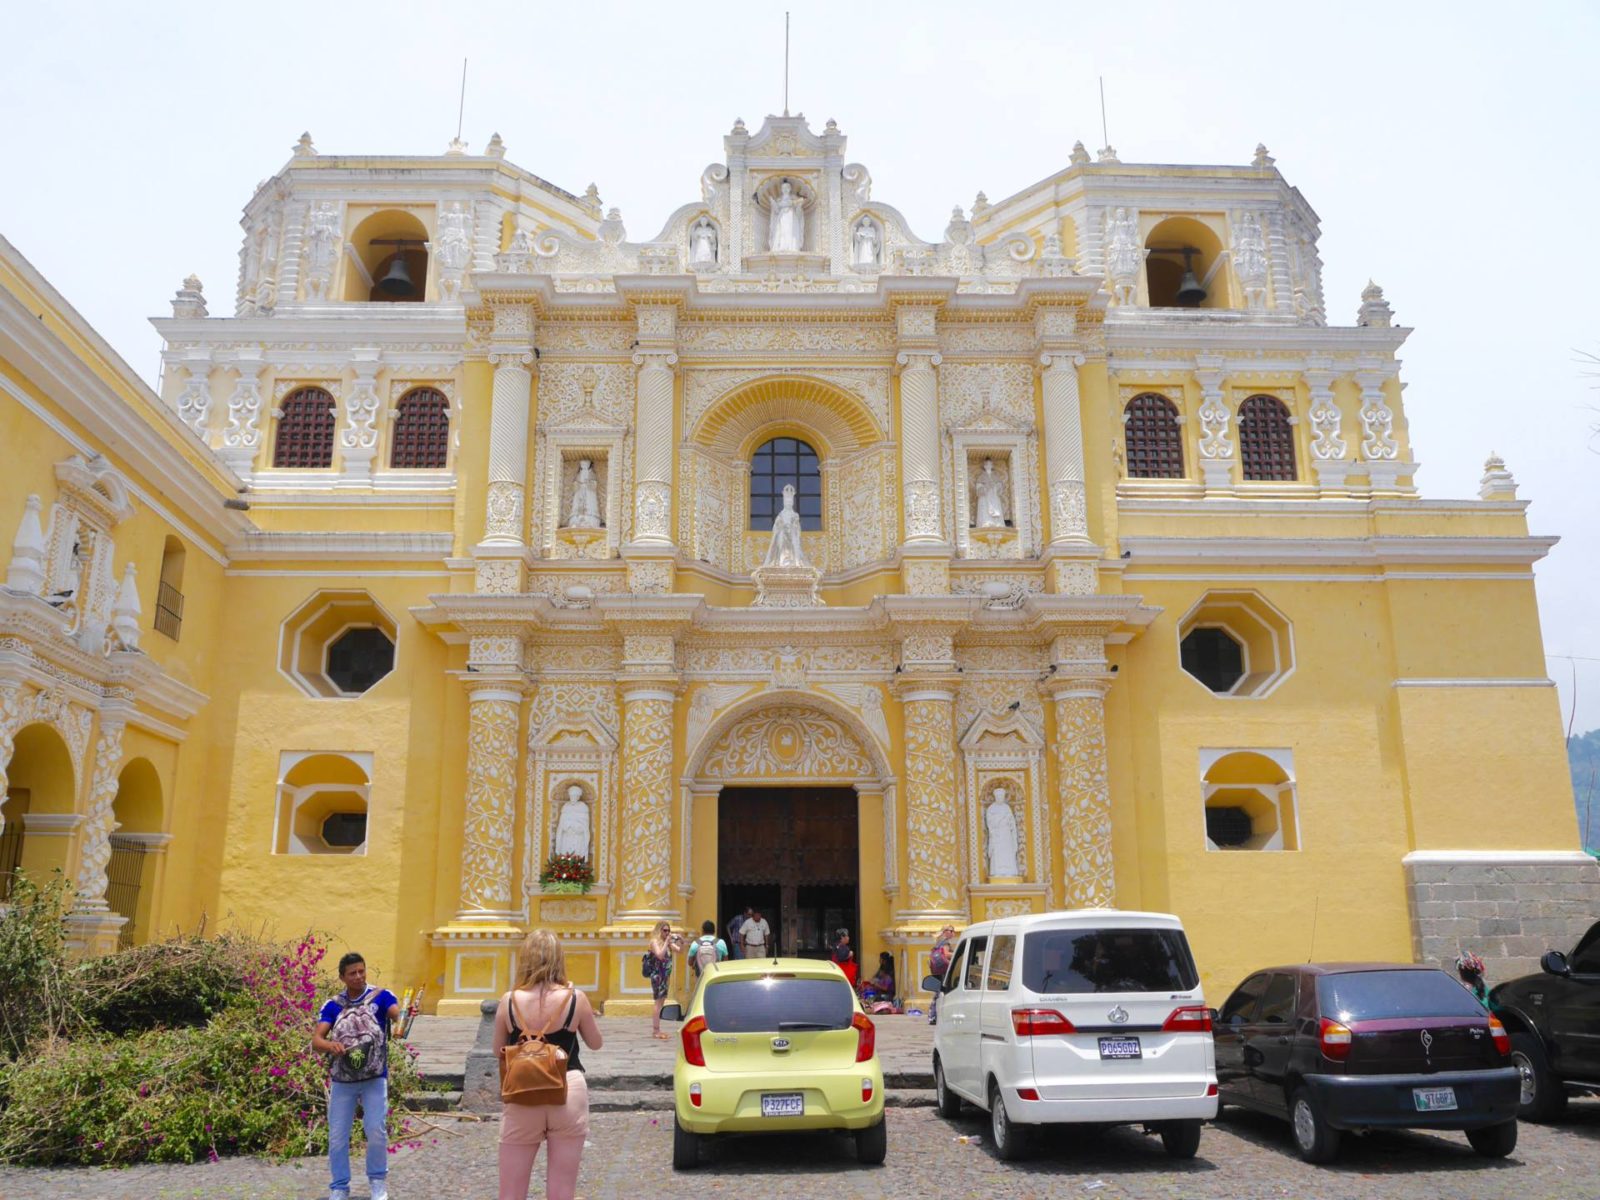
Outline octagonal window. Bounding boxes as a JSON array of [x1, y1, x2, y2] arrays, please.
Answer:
[[320, 811, 368, 848], [1181, 627, 1245, 693], [326, 628, 395, 695]]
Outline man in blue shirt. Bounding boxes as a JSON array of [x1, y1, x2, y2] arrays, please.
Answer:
[[312, 952, 401, 1200]]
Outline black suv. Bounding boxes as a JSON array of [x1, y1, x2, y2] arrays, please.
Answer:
[[1213, 963, 1520, 1163], [1490, 919, 1600, 1120]]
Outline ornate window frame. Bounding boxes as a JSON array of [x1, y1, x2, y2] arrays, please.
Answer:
[[524, 715, 617, 923], [949, 429, 1040, 561]]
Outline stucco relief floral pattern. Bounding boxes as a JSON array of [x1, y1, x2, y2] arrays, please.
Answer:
[[460, 696, 520, 913], [1053, 692, 1115, 908], [903, 696, 962, 914], [616, 696, 675, 914], [73, 722, 126, 908], [484, 481, 524, 540], [530, 683, 619, 744], [700, 706, 874, 781], [0, 684, 23, 836]]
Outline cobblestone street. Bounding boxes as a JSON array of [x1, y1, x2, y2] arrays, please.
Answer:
[[3, 1100, 1596, 1200]]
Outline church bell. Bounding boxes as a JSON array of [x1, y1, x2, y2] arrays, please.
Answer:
[[1175, 247, 1207, 307], [376, 253, 414, 297]]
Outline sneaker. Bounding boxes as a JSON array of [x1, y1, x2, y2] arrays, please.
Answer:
[[370, 1181, 388, 1200], [328, 1191, 349, 1200]]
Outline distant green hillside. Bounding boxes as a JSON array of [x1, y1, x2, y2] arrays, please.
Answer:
[[1571, 728, 1600, 852]]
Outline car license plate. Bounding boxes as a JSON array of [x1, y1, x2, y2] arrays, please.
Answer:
[[1098, 1036, 1142, 1060], [1413, 1087, 1457, 1112], [761, 1092, 804, 1118]]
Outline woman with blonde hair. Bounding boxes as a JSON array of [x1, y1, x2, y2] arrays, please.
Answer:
[[644, 920, 684, 1039], [493, 930, 602, 1200]]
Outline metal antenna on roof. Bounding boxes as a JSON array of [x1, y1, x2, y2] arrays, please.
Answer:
[[1307, 893, 1320, 964], [1099, 76, 1109, 149], [456, 59, 468, 143], [783, 12, 791, 116]]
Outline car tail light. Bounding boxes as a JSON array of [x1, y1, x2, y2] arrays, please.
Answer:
[[862, 1077, 874, 1103], [1016, 1087, 1040, 1101], [1206, 1083, 1219, 1097], [682, 1016, 707, 1068], [1319, 1018, 1353, 1062], [1011, 1008, 1076, 1036], [1163, 1006, 1213, 1033], [1487, 1016, 1510, 1057], [852, 1012, 877, 1063], [688, 1081, 703, 1108]]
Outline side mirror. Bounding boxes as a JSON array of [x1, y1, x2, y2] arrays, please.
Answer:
[[660, 1003, 684, 1023], [1540, 950, 1571, 978], [921, 974, 944, 994]]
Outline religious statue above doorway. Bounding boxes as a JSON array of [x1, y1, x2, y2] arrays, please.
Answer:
[[762, 485, 809, 568], [768, 179, 805, 253]]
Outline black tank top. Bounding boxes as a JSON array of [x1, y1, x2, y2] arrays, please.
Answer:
[[506, 988, 583, 1074]]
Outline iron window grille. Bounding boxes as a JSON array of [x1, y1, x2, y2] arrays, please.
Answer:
[[273, 387, 336, 468], [749, 437, 823, 530]]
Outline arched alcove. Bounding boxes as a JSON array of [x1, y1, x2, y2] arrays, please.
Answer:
[[691, 375, 883, 460], [108, 758, 165, 947], [2, 722, 77, 899], [1145, 216, 1229, 309], [343, 209, 431, 303]]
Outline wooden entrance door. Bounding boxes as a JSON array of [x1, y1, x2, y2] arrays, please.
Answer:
[[718, 787, 858, 959]]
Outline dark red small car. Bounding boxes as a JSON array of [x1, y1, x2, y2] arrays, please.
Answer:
[[1213, 963, 1520, 1163]]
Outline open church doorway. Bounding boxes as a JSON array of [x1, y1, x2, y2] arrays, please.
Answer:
[[717, 786, 858, 961]]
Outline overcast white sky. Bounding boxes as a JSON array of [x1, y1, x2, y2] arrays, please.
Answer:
[[4, 0, 1597, 732]]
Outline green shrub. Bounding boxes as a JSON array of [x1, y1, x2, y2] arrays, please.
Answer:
[[0, 872, 75, 1062], [73, 933, 255, 1035]]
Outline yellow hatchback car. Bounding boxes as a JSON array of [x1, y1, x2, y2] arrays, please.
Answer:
[[671, 957, 886, 1168]]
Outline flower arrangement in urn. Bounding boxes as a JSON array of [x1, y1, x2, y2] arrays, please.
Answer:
[[539, 852, 594, 894]]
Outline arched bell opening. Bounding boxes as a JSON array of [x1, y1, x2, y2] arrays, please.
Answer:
[[343, 210, 430, 303]]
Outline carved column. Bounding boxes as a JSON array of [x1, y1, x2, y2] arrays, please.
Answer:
[[896, 349, 943, 545], [219, 349, 266, 478], [1305, 355, 1351, 490], [1045, 637, 1115, 908], [72, 711, 127, 912], [894, 632, 964, 922], [1355, 357, 1404, 491], [1194, 354, 1235, 492], [0, 681, 23, 839], [630, 349, 677, 547], [483, 304, 536, 549], [455, 679, 524, 923], [1038, 351, 1089, 544], [614, 653, 678, 922]]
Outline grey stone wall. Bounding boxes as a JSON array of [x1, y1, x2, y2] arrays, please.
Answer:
[[1405, 854, 1600, 984]]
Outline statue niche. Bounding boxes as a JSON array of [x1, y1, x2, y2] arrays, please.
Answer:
[[552, 782, 592, 860], [752, 176, 817, 258], [563, 458, 604, 529]]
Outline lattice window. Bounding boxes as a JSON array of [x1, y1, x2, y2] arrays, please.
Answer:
[[273, 387, 336, 468], [1124, 393, 1184, 478], [749, 437, 822, 530], [1238, 395, 1296, 482], [390, 387, 450, 468]]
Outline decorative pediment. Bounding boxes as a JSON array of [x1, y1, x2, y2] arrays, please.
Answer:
[[530, 712, 618, 753], [698, 703, 878, 782], [54, 455, 134, 529], [960, 708, 1045, 754]]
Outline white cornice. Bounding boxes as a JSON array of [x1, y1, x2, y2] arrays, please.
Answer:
[[153, 309, 468, 349], [1118, 535, 1558, 567], [226, 531, 454, 562], [1105, 319, 1409, 355]]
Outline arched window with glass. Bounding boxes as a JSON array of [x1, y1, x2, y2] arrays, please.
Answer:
[[390, 387, 450, 468], [273, 387, 336, 468], [1237, 394, 1297, 482], [1123, 393, 1185, 479], [749, 437, 822, 530]]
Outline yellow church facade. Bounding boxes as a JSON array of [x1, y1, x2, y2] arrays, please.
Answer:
[[1, 115, 1591, 1015]]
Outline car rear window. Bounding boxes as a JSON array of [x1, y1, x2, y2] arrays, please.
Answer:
[[1020, 927, 1199, 994], [1316, 970, 1486, 1021], [701, 976, 855, 1033]]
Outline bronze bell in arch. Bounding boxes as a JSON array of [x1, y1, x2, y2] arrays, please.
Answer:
[[376, 253, 414, 297], [1175, 247, 1207, 307]]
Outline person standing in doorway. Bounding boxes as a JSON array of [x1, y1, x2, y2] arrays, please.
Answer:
[[741, 907, 772, 959], [312, 952, 401, 1200], [494, 929, 603, 1200], [830, 928, 857, 987], [726, 907, 749, 961], [645, 921, 683, 1040], [928, 925, 957, 1026], [688, 919, 728, 1000]]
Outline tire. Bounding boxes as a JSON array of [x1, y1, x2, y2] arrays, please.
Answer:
[[988, 1080, 1030, 1161], [934, 1056, 963, 1119], [1509, 1031, 1568, 1122], [672, 1119, 701, 1170], [1466, 1120, 1518, 1159], [1159, 1119, 1203, 1159], [1289, 1086, 1341, 1165], [855, 1116, 888, 1165]]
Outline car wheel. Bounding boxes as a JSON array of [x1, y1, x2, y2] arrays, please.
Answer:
[[988, 1080, 1030, 1161], [1289, 1087, 1341, 1165], [672, 1119, 701, 1170], [855, 1116, 888, 1165], [1509, 1031, 1568, 1122], [1159, 1119, 1202, 1159], [1466, 1120, 1518, 1158], [934, 1056, 963, 1119]]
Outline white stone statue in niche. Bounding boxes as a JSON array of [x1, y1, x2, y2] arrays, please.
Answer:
[[564, 459, 604, 528], [985, 785, 1022, 879], [768, 179, 805, 253], [853, 218, 880, 267], [762, 484, 809, 567], [690, 217, 718, 266], [553, 783, 592, 859], [972, 459, 1010, 528]]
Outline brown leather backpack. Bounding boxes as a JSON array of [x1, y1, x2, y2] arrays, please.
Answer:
[[499, 988, 577, 1106]]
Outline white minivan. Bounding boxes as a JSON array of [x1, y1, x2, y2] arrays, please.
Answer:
[[924, 909, 1218, 1160]]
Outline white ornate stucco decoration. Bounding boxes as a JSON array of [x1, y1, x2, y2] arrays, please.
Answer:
[[699, 705, 875, 783], [303, 202, 340, 301], [73, 717, 127, 911], [170, 275, 207, 319], [1304, 358, 1346, 463], [435, 201, 473, 301], [551, 782, 592, 859], [1232, 212, 1269, 310], [1104, 207, 1141, 305]]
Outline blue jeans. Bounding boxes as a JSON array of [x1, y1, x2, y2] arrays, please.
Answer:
[[328, 1075, 387, 1191]]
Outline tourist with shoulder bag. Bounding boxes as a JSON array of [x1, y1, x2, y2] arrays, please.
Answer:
[[493, 930, 603, 1200], [311, 952, 402, 1200]]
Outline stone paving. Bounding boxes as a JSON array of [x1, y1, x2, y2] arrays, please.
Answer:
[[2, 1099, 1596, 1199]]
